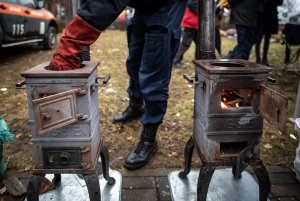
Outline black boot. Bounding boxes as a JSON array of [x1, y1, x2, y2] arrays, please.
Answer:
[[124, 124, 159, 170], [112, 96, 144, 124]]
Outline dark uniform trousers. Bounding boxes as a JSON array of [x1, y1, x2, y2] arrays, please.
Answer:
[[125, 0, 187, 125], [227, 25, 258, 60]]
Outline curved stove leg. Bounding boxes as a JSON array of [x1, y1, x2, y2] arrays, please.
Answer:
[[197, 165, 215, 201], [52, 174, 61, 185], [179, 137, 195, 179], [83, 174, 101, 201], [27, 174, 45, 201], [252, 160, 270, 201], [100, 144, 116, 185]]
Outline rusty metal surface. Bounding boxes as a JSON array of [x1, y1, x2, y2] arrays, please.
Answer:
[[32, 89, 80, 135], [21, 61, 99, 78], [259, 85, 288, 132], [194, 59, 272, 74]]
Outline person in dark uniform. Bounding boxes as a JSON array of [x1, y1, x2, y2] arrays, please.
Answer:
[[112, 0, 187, 170], [48, 0, 171, 70], [225, 0, 265, 60], [49, 0, 187, 170], [255, 0, 283, 66]]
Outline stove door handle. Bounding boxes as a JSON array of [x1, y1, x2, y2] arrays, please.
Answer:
[[94, 75, 111, 87], [183, 74, 204, 87], [16, 80, 26, 89]]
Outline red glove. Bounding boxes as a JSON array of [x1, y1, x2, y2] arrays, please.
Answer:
[[48, 15, 101, 71]]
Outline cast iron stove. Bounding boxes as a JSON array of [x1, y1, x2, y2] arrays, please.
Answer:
[[179, 59, 288, 201], [18, 61, 114, 201]]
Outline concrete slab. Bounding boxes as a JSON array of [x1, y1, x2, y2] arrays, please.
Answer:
[[25, 170, 122, 201], [168, 168, 270, 201]]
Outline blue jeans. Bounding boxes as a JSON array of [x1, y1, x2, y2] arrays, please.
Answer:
[[228, 25, 257, 60], [126, 0, 187, 125]]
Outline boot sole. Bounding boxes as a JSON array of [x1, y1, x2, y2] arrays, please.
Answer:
[[124, 145, 158, 170], [112, 115, 141, 124], [112, 111, 144, 124]]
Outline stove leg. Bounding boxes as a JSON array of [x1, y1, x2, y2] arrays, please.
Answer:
[[179, 137, 194, 179], [83, 174, 101, 201], [197, 165, 215, 201], [27, 174, 45, 201], [252, 160, 270, 201], [100, 144, 116, 185], [52, 174, 61, 185]]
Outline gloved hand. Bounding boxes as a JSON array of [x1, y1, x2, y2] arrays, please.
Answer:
[[48, 15, 101, 71], [219, 0, 230, 8]]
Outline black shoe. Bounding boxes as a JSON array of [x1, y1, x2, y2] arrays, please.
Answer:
[[173, 62, 186, 68], [112, 96, 144, 124], [124, 124, 159, 170], [124, 140, 158, 170]]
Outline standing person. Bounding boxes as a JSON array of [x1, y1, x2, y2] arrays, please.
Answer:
[[112, 0, 187, 170], [173, 0, 224, 68], [48, 0, 170, 70], [225, 0, 265, 60], [48, 0, 186, 170], [255, 0, 283, 66], [173, 0, 198, 68]]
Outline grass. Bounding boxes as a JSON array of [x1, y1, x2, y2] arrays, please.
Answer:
[[0, 30, 299, 172]]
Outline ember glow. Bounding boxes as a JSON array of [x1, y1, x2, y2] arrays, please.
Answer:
[[221, 90, 242, 108]]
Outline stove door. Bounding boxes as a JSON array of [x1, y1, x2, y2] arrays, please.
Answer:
[[32, 89, 84, 135], [259, 85, 288, 132]]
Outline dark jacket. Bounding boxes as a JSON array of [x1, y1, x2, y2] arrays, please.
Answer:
[[257, 0, 283, 34], [129, 0, 170, 13], [228, 0, 265, 27]]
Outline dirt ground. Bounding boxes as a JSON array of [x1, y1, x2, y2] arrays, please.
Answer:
[[0, 30, 299, 173]]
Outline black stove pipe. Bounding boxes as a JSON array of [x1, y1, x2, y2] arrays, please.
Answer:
[[197, 0, 216, 60]]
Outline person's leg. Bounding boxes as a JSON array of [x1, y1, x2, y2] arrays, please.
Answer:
[[173, 27, 195, 67], [262, 33, 271, 66], [255, 32, 263, 63], [124, 0, 187, 170], [49, 0, 130, 70], [215, 25, 221, 56], [233, 25, 257, 60], [113, 11, 146, 123]]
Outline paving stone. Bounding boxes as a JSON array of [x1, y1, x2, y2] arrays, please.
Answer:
[[123, 176, 156, 189], [267, 166, 294, 174], [269, 173, 299, 184], [271, 184, 300, 197], [122, 189, 158, 201], [156, 177, 172, 201], [121, 168, 175, 177], [270, 197, 299, 201]]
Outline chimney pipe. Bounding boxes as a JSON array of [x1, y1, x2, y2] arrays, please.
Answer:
[[197, 0, 216, 59]]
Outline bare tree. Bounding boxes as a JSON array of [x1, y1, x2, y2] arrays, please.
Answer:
[[282, 0, 296, 12]]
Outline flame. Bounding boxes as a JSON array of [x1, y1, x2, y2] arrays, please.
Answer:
[[221, 101, 228, 108], [235, 103, 239, 107]]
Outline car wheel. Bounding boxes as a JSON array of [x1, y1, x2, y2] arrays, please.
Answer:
[[43, 26, 57, 50]]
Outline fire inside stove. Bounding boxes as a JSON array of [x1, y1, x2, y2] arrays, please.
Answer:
[[221, 89, 253, 108]]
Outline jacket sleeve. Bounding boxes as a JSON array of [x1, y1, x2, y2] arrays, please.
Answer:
[[228, 0, 239, 7], [187, 0, 198, 13], [275, 0, 283, 6]]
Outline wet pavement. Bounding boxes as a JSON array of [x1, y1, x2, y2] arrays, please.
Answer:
[[2, 165, 300, 201]]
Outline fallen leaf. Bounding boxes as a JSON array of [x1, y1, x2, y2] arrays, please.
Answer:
[[263, 143, 272, 149]]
